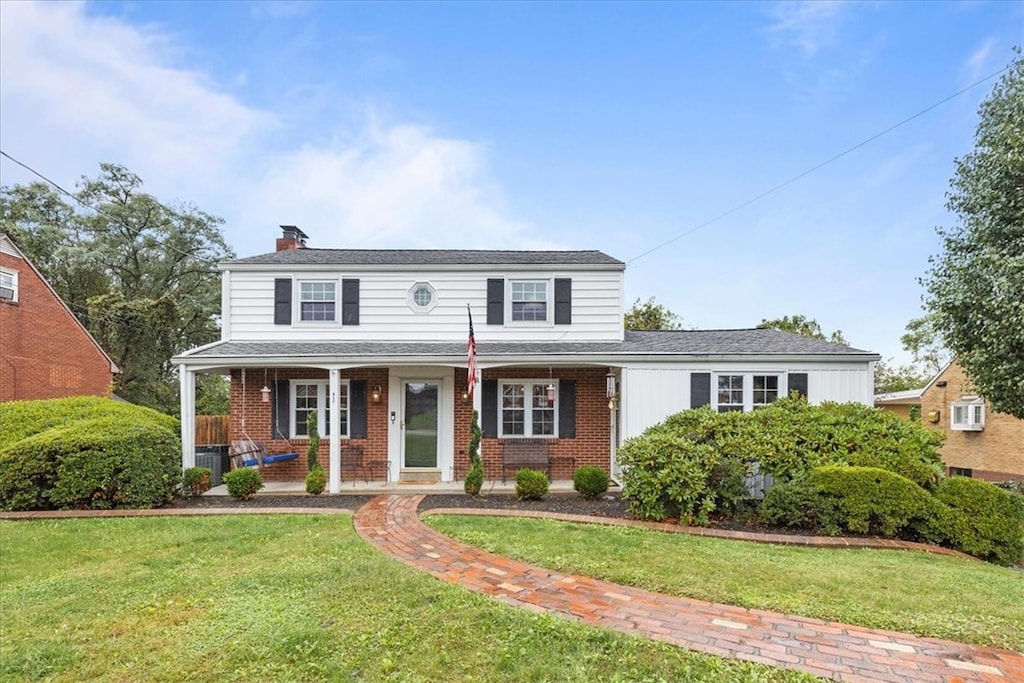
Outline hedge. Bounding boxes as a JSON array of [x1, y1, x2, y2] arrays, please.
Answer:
[[935, 476, 1024, 567]]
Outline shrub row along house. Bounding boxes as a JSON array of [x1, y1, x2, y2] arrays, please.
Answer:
[[172, 226, 878, 493]]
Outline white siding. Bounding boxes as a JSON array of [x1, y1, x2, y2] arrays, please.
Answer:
[[620, 367, 690, 439], [227, 269, 624, 342]]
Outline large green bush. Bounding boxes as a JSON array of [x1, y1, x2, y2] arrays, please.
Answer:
[[808, 465, 940, 538], [0, 416, 180, 510], [934, 477, 1024, 566]]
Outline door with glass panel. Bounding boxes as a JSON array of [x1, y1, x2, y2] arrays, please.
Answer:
[[402, 381, 439, 468]]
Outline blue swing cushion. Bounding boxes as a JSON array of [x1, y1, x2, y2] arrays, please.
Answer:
[[240, 452, 299, 467]]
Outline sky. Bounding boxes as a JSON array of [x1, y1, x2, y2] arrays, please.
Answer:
[[1, 1, 1022, 365]]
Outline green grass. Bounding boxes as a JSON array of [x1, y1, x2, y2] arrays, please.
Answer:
[[426, 515, 1024, 652], [0, 517, 814, 683]]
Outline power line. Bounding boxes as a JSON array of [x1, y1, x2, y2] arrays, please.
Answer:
[[626, 65, 1011, 266]]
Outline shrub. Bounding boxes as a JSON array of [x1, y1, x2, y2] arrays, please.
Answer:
[[0, 416, 180, 511], [181, 467, 212, 498], [515, 468, 549, 501], [306, 412, 320, 472], [760, 479, 839, 533], [305, 465, 326, 495], [995, 479, 1024, 496], [573, 466, 610, 500], [223, 467, 264, 500], [934, 477, 1024, 566], [709, 456, 751, 518], [464, 460, 483, 496], [808, 465, 939, 538]]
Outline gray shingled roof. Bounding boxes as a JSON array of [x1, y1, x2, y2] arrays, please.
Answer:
[[178, 329, 876, 361], [224, 249, 624, 268]]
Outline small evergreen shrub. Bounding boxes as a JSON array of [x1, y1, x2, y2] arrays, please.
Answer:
[[808, 465, 939, 538], [573, 466, 610, 500], [306, 412, 320, 472], [305, 464, 326, 495], [223, 467, 264, 500], [181, 467, 212, 498], [515, 468, 549, 501], [464, 461, 483, 496], [759, 479, 839, 534], [935, 476, 1024, 566]]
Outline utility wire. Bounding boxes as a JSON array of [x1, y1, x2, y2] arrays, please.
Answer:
[[626, 65, 1011, 266]]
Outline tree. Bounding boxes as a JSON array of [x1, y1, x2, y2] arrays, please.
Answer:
[[0, 164, 234, 413], [873, 358, 930, 394], [757, 314, 848, 345], [900, 315, 950, 377], [920, 52, 1024, 418], [624, 297, 682, 330]]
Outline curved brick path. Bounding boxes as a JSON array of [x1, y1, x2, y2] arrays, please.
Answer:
[[354, 494, 1024, 683]]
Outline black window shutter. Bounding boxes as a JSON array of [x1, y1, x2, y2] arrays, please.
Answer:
[[272, 379, 290, 438], [274, 278, 292, 325], [481, 379, 498, 437], [788, 373, 808, 400], [558, 379, 576, 439], [342, 278, 360, 325], [554, 278, 572, 325], [350, 380, 367, 438], [690, 372, 711, 409], [486, 278, 504, 325]]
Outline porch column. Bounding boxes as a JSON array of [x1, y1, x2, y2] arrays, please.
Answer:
[[329, 368, 341, 494], [179, 365, 196, 471]]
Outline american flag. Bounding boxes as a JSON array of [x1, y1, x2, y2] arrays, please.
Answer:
[[467, 305, 477, 400]]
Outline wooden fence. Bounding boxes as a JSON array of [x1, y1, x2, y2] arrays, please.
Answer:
[[196, 415, 230, 445]]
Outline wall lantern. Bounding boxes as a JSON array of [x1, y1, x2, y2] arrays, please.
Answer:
[[371, 385, 382, 404], [260, 385, 272, 403], [546, 383, 556, 404], [606, 369, 617, 399], [461, 389, 470, 402]]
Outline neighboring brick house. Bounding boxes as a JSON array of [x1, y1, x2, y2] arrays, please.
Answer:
[[173, 226, 878, 492], [0, 233, 118, 402], [919, 362, 1024, 481]]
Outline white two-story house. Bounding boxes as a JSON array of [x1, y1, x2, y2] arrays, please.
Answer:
[[173, 226, 878, 493]]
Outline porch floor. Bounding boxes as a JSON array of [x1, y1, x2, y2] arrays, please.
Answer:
[[204, 479, 593, 496]]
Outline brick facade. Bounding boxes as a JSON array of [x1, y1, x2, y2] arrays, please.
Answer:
[[921, 363, 1024, 481], [229, 365, 612, 483], [0, 250, 114, 402]]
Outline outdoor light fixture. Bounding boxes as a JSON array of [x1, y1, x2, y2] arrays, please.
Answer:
[[546, 383, 556, 403], [260, 385, 271, 403], [461, 389, 470, 402], [371, 385, 382, 403], [606, 370, 616, 398]]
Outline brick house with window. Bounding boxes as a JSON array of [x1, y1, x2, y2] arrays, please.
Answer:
[[0, 233, 118, 401], [173, 226, 878, 492]]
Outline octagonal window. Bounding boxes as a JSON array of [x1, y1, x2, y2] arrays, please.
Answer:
[[408, 282, 437, 312]]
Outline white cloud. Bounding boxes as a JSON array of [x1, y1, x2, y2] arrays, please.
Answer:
[[767, 1, 848, 57], [0, 1, 538, 256], [961, 37, 997, 84]]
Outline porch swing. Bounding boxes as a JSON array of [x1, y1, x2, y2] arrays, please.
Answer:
[[229, 369, 300, 469]]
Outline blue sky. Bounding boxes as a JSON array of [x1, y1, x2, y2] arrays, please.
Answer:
[[2, 1, 1022, 364]]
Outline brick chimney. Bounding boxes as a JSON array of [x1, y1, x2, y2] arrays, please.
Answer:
[[276, 225, 309, 251]]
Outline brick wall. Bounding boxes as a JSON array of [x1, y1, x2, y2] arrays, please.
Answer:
[[229, 368, 390, 482], [921, 363, 1024, 481], [455, 366, 611, 481], [0, 252, 113, 402]]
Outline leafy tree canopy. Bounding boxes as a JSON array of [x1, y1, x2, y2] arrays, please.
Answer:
[[873, 358, 931, 394], [757, 314, 848, 345], [624, 297, 683, 330], [0, 164, 234, 414], [921, 51, 1024, 418]]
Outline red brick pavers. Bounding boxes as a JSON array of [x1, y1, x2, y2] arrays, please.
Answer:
[[353, 494, 1024, 683]]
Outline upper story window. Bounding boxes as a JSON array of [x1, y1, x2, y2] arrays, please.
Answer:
[[951, 397, 985, 431], [300, 281, 336, 322], [292, 381, 349, 438], [715, 373, 781, 413], [500, 380, 557, 437], [511, 280, 547, 322], [408, 282, 437, 312], [0, 268, 17, 302]]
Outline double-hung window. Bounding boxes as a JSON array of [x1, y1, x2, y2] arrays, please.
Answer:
[[292, 381, 349, 437], [0, 268, 17, 302], [715, 373, 782, 413], [299, 282, 336, 322], [951, 397, 985, 431], [500, 381, 556, 437], [510, 281, 547, 322]]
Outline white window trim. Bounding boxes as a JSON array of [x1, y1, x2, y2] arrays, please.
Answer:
[[498, 379, 558, 438], [295, 278, 340, 325], [407, 281, 437, 313], [0, 267, 18, 302], [951, 397, 985, 431], [713, 373, 786, 413], [507, 278, 552, 326], [291, 380, 350, 439]]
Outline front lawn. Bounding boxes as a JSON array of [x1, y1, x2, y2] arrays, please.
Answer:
[[0, 517, 813, 682], [426, 515, 1024, 652]]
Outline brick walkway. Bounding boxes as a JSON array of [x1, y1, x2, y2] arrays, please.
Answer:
[[354, 494, 1024, 683]]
